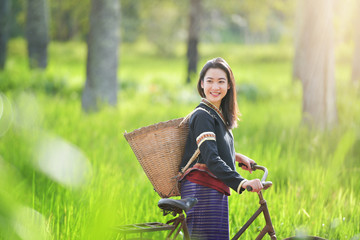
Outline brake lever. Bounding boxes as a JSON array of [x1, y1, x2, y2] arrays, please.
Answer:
[[238, 162, 257, 171]]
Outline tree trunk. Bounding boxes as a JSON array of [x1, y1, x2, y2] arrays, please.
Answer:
[[351, 1, 360, 85], [292, 1, 302, 82], [26, 0, 49, 69], [293, 0, 337, 129], [186, 0, 202, 83], [82, 0, 120, 112], [0, 0, 11, 70]]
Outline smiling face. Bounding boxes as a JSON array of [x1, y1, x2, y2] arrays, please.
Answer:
[[201, 68, 230, 109]]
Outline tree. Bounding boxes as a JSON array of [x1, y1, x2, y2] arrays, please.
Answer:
[[49, 0, 91, 41], [82, 0, 120, 112], [351, 0, 360, 85], [186, 0, 202, 83], [0, 0, 11, 69], [293, 0, 338, 129], [140, 1, 185, 56], [121, 0, 140, 43], [26, 0, 49, 69]]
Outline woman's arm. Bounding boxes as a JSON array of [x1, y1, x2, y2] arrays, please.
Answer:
[[191, 110, 246, 192], [235, 153, 256, 173], [235, 153, 263, 192]]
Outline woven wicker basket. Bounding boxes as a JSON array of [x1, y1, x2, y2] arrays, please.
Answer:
[[124, 118, 189, 198]]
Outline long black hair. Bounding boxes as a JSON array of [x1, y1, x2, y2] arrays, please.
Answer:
[[197, 57, 240, 129]]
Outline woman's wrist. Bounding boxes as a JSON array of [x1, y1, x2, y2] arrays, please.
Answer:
[[237, 179, 248, 193]]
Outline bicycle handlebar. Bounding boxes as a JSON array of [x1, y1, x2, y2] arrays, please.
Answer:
[[239, 163, 273, 191]]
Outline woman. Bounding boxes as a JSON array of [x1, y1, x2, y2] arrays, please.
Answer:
[[179, 57, 263, 240]]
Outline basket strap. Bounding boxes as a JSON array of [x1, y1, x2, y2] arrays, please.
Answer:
[[167, 148, 200, 198], [178, 106, 212, 175], [178, 107, 210, 127], [180, 148, 200, 174]]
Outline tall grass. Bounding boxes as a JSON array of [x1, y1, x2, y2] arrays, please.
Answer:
[[0, 39, 359, 239]]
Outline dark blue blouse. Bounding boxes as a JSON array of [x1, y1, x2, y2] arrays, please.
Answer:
[[179, 99, 246, 193]]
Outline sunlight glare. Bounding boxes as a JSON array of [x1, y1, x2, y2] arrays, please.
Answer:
[[35, 134, 92, 188], [13, 92, 41, 131], [0, 93, 14, 137], [12, 206, 49, 240]]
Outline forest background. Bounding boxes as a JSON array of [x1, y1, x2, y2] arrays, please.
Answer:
[[0, 0, 360, 239]]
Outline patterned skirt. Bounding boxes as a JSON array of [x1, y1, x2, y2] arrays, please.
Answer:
[[180, 179, 229, 240]]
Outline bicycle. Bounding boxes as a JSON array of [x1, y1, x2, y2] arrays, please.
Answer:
[[114, 165, 326, 240]]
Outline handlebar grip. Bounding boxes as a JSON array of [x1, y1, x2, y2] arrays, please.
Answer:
[[238, 164, 272, 192], [238, 162, 257, 170], [246, 181, 273, 192]]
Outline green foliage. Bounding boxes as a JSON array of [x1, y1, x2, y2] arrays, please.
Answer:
[[49, 0, 91, 41], [121, 0, 141, 43], [0, 39, 359, 239], [8, 0, 299, 56]]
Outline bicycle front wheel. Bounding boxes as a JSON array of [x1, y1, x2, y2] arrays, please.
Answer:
[[283, 236, 327, 240]]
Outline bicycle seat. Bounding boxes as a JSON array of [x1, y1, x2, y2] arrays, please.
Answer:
[[158, 197, 198, 214]]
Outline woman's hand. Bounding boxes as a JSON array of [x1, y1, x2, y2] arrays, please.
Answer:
[[235, 153, 256, 173], [243, 179, 263, 193]]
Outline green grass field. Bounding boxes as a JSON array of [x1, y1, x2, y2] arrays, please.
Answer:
[[0, 39, 359, 239]]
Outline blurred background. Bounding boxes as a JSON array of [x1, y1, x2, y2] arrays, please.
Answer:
[[0, 0, 359, 239]]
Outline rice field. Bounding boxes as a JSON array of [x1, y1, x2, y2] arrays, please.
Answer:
[[0, 39, 359, 239]]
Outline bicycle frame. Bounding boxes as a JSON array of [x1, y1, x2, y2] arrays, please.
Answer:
[[116, 164, 330, 239], [166, 185, 276, 240], [231, 164, 276, 239], [115, 204, 192, 240], [165, 213, 190, 240], [232, 190, 276, 240], [116, 165, 276, 240]]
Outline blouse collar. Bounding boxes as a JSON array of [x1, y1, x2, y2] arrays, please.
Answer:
[[200, 98, 227, 126]]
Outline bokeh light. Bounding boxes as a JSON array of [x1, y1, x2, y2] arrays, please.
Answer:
[[34, 134, 92, 188], [0, 93, 14, 137]]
